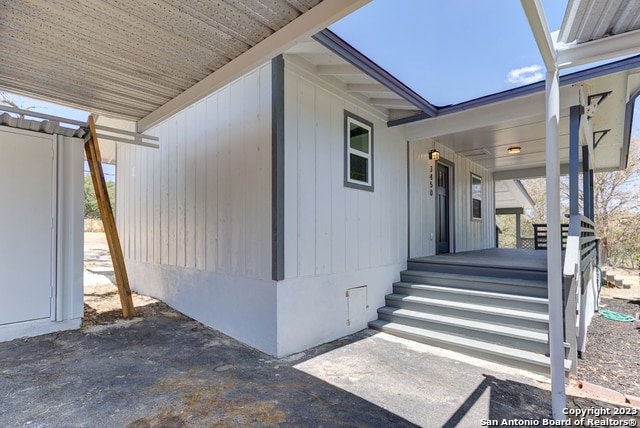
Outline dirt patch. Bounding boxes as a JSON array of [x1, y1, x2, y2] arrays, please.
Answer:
[[83, 232, 178, 327], [578, 296, 640, 397], [600, 265, 640, 300]]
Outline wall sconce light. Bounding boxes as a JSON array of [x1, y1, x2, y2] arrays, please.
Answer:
[[507, 146, 522, 154], [429, 149, 440, 160]]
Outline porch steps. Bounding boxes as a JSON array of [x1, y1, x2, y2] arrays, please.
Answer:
[[383, 292, 548, 333], [369, 271, 571, 375], [369, 320, 571, 375], [400, 270, 548, 298], [407, 257, 547, 282]]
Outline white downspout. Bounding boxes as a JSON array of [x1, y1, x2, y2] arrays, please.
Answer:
[[521, 0, 566, 419]]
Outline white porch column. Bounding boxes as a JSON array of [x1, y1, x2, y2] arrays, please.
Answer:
[[546, 68, 566, 419]]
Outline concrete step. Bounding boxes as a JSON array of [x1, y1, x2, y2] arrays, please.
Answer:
[[400, 270, 548, 298], [377, 306, 550, 354], [369, 320, 571, 376], [407, 258, 547, 282], [393, 282, 548, 313], [384, 293, 549, 333]]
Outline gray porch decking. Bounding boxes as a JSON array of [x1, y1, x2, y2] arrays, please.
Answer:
[[407, 248, 565, 286], [370, 248, 572, 375], [410, 248, 549, 272]]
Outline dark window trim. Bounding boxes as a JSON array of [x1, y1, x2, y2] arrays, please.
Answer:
[[471, 173, 483, 221]]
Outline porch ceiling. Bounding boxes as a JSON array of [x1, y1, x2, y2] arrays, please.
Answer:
[[0, 0, 367, 129], [404, 58, 640, 179]]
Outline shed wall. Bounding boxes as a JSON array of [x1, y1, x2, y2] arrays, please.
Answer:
[[0, 128, 83, 342], [117, 63, 277, 354]]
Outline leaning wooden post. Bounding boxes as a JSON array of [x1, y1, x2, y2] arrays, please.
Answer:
[[85, 115, 135, 318]]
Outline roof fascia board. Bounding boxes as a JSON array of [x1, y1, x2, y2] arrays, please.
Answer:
[[390, 54, 640, 128], [138, 0, 370, 131], [521, 0, 557, 71], [312, 29, 438, 117], [496, 207, 525, 215], [493, 164, 571, 181], [557, 29, 640, 69], [403, 85, 580, 142], [493, 163, 569, 181]]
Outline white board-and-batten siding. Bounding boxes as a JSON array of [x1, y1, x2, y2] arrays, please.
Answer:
[[409, 140, 496, 257], [117, 63, 277, 354], [276, 56, 408, 356]]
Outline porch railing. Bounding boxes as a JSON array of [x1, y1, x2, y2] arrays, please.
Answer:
[[533, 223, 569, 250], [562, 215, 598, 277], [562, 214, 599, 374]]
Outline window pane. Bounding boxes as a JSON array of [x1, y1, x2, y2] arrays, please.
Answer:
[[472, 176, 482, 200], [350, 123, 369, 154], [350, 154, 368, 182], [472, 199, 482, 219]]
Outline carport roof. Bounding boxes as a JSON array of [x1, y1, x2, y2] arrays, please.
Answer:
[[2, 0, 640, 149], [0, 0, 367, 128]]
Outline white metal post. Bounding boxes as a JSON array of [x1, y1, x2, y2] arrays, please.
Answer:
[[546, 68, 567, 419]]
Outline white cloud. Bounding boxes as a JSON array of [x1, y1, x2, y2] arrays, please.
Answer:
[[506, 65, 544, 85]]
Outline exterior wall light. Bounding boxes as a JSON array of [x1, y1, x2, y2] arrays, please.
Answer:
[[429, 149, 440, 160], [507, 146, 522, 154]]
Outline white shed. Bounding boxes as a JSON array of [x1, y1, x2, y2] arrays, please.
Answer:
[[0, 116, 84, 342]]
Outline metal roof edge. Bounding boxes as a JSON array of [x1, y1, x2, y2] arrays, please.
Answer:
[[389, 54, 640, 128], [313, 29, 438, 117]]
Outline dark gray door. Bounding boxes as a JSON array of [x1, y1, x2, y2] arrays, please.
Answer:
[[436, 163, 450, 254]]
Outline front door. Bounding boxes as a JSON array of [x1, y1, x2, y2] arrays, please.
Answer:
[[436, 162, 450, 254]]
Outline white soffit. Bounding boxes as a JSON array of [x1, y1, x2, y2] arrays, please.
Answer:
[[0, 0, 368, 129], [404, 62, 637, 176], [284, 39, 422, 121]]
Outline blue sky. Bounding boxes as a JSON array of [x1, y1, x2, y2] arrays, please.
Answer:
[[330, 0, 569, 105]]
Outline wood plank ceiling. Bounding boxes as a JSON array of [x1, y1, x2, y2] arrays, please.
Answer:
[[0, 0, 323, 120]]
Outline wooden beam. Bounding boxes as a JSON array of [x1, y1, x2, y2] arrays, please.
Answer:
[[85, 115, 135, 318]]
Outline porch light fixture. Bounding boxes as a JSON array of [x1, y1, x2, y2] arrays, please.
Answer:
[[507, 146, 522, 154], [428, 149, 440, 160]]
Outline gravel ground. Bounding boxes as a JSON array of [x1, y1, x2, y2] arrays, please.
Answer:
[[578, 296, 640, 397]]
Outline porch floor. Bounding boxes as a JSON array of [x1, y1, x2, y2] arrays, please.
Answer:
[[409, 248, 553, 272]]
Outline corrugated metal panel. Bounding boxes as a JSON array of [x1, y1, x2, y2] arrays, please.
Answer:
[[558, 0, 640, 43], [0, 113, 86, 138], [0, 0, 322, 121]]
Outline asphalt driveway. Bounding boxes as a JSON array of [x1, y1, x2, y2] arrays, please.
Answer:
[[0, 311, 635, 427]]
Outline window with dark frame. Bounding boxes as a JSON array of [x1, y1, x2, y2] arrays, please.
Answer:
[[471, 173, 482, 220], [344, 111, 373, 191]]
